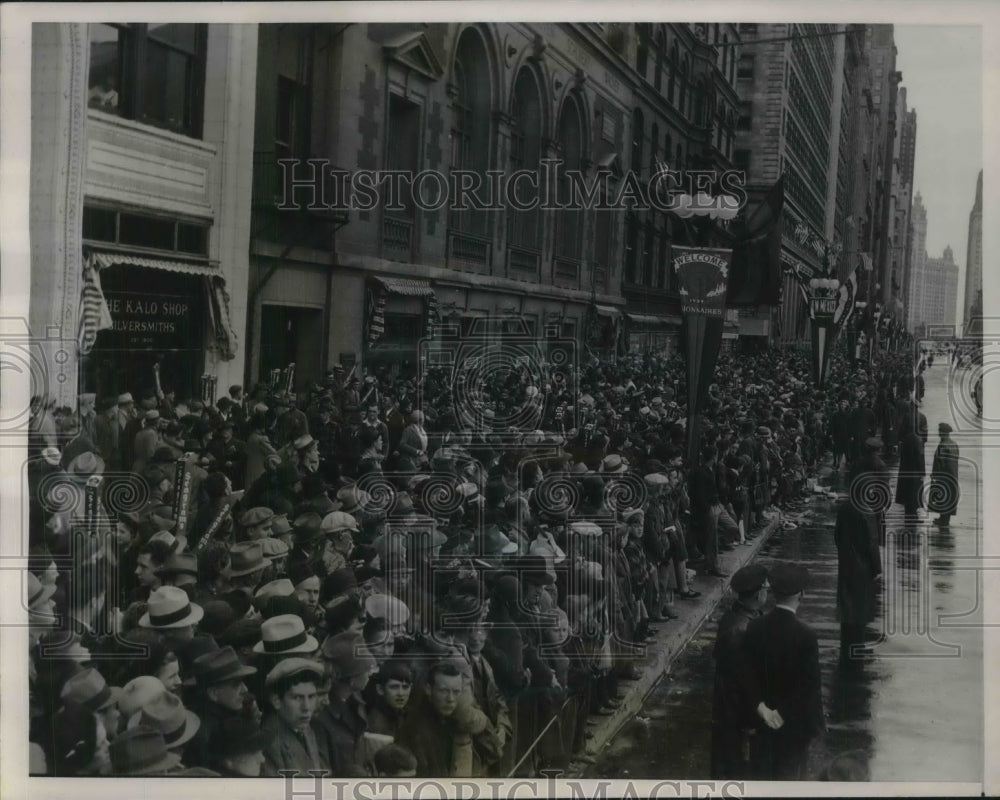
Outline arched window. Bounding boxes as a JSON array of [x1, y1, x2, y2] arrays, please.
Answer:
[[722, 35, 729, 75], [451, 28, 493, 240], [555, 95, 584, 262], [668, 42, 678, 105], [713, 23, 720, 45], [664, 132, 672, 167], [654, 29, 665, 93], [508, 67, 543, 252]]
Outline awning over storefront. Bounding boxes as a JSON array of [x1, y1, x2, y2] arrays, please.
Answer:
[[376, 276, 435, 297], [79, 250, 238, 361], [594, 304, 623, 318], [627, 313, 682, 327], [89, 250, 221, 277]]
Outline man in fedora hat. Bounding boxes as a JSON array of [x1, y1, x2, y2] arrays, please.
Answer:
[[126, 690, 201, 754], [223, 541, 273, 595], [741, 564, 824, 780], [156, 552, 199, 600], [710, 564, 768, 779], [60, 667, 124, 742], [214, 715, 273, 776], [184, 645, 259, 769], [140, 585, 204, 648], [110, 726, 183, 776], [262, 657, 330, 775]]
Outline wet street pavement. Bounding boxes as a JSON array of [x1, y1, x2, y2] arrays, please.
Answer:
[[587, 363, 983, 782]]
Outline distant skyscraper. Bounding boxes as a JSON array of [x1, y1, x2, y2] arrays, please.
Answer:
[[910, 244, 959, 332], [963, 170, 983, 333]]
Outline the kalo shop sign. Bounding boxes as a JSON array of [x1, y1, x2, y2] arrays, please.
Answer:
[[103, 291, 196, 350]]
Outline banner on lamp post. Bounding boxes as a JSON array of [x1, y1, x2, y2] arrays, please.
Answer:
[[674, 246, 732, 461], [809, 278, 839, 387]]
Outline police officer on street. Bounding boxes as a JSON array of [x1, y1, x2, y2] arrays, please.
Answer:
[[741, 563, 825, 780], [710, 564, 769, 778]]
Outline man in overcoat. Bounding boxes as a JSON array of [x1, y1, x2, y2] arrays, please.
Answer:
[[929, 422, 960, 526]]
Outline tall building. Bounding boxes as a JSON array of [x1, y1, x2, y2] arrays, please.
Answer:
[[907, 191, 928, 329], [963, 170, 983, 332], [865, 25, 902, 317], [30, 23, 256, 406], [892, 87, 917, 326], [834, 25, 881, 300], [910, 244, 959, 333], [735, 22, 841, 343]]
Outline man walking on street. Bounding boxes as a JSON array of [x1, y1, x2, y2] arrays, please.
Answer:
[[742, 564, 825, 780], [711, 564, 768, 779]]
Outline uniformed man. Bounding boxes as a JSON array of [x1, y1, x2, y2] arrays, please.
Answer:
[[741, 563, 825, 780], [710, 564, 769, 779]]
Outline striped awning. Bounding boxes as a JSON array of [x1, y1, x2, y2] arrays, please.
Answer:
[[594, 304, 623, 318], [88, 250, 219, 276], [627, 313, 681, 327], [377, 276, 434, 297]]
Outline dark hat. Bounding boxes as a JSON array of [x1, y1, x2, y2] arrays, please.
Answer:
[[214, 717, 273, 760], [198, 600, 237, 639], [151, 446, 177, 464], [222, 541, 272, 578], [216, 617, 263, 650], [60, 667, 122, 712], [768, 563, 809, 596], [293, 511, 325, 542], [322, 568, 358, 599], [730, 564, 768, 595], [157, 551, 198, 578], [939, 422, 953, 433], [286, 560, 320, 590], [193, 645, 257, 688], [109, 726, 182, 776]]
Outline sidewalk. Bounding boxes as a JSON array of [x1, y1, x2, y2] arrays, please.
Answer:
[[567, 510, 784, 775]]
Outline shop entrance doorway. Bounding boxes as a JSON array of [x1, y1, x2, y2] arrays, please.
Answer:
[[259, 304, 325, 394]]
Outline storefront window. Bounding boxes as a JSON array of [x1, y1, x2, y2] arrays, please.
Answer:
[[88, 22, 206, 138], [83, 205, 210, 257]]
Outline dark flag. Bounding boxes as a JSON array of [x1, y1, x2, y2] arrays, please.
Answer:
[[675, 246, 732, 461], [727, 176, 784, 307], [808, 279, 839, 388]]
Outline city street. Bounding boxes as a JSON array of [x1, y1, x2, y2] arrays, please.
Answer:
[[586, 361, 983, 781]]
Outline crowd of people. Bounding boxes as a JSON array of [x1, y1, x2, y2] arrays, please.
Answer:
[[26, 333, 932, 778]]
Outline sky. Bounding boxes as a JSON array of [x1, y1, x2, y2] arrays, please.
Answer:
[[893, 25, 982, 318]]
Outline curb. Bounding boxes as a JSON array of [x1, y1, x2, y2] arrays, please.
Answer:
[[567, 513, 783, 775]]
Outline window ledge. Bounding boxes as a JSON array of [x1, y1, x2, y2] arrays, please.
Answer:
[[87, 108, 217, 156]]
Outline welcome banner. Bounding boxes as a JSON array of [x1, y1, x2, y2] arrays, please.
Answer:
[[674, 246, 732, 461]]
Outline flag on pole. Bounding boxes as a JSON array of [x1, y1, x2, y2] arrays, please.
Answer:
[[78, 254, 114, 356], [833, 268, 859, 330]]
